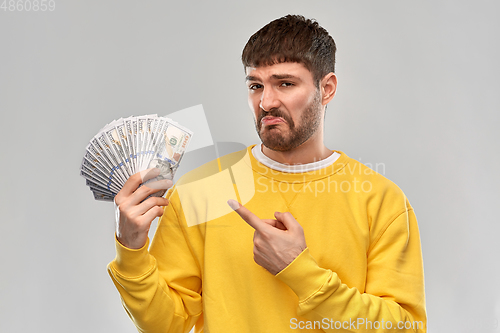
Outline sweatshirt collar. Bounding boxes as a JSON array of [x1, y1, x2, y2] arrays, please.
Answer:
[[244, 144, 350, 183]]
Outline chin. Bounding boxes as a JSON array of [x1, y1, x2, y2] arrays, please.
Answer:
[[262, 143, 288, 152], [261, 137, 295, 152]]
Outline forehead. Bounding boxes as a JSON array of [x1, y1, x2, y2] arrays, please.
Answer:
[[245, 62, 313, 83]]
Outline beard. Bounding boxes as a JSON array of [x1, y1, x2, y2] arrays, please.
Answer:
[[255, 90, 323, 152]]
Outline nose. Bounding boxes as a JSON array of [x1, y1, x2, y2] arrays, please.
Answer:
[[259, 87, 280, 112]]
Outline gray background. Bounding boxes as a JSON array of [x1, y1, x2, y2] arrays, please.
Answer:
[[1, 1, 499, 332]]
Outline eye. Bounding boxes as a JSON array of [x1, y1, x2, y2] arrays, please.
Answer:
[[280, 82, 294, 87], [249, 84, 263, 90]]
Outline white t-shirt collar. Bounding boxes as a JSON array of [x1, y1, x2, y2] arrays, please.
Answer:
[[251, 143, 340, 173]]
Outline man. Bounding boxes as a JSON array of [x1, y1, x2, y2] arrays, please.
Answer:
[[109, 15, 426, 332]]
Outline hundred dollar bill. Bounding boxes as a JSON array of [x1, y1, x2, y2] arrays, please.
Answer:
[[104, 125, 132, 179], [119, 118, 137, 170], [124, 117, 137, 172], [83, 146, 115, 183], [81, 158, 113, 188], [141, 117, 165, 170], [135, 114, 157, 171], [115, 122, 133, 177], [143, 120, 193, 195], [80, 167, 120, 195], [89, 136, 127, 187], [80, 114, 192, 202], [96, 131, 128, 186], [81, 144, 121, 191], [83, 147, 123, 193], [163, 121, 192, 164], [80, 162, 121, 194], [135, 115, 148, 171], [86, 179, 116, 196], [93, 191, 114, 202], [143, 117, 164, 170]]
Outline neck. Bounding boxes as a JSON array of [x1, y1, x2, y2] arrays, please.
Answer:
[[261, 130, 332, 165]]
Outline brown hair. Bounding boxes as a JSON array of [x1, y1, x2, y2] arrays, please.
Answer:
[[241, 15, 336, 86]]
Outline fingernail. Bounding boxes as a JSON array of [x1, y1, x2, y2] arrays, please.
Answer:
[[227, 199, 240, 210], [140, 168, 161, 183]]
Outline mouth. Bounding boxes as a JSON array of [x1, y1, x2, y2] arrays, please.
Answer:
[[261, 116, 286, 126]]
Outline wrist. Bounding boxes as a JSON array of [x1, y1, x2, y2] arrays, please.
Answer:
[[116, 233, 147, 250]]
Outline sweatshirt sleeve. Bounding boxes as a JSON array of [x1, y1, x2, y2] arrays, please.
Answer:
[[275, 207, 426, 332], [107, 187, 203, 333]]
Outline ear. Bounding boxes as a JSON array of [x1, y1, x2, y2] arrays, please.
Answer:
[[320, 73, 337, 105]]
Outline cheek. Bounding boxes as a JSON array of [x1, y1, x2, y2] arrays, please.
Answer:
[[248, 95, 260, 118], [286, 92, 314, 120], [247, 95, 253, 110], [294, 91, 315, 109]]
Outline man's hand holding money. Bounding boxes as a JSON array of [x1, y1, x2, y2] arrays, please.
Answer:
[[114, 168, 173, 249]]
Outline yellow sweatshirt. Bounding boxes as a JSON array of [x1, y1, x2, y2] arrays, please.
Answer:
[[108, 145, 426, 332]]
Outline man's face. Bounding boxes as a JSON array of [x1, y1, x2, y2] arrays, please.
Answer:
[[246, 62, 323, 152]]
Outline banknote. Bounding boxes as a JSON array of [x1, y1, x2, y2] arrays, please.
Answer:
[[80, 115, 193, 202]]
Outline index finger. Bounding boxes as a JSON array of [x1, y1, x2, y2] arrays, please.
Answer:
[[227, 199, 266, 232], [117, 168, 160, 199]]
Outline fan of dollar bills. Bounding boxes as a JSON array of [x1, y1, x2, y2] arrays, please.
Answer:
[[80, 114, 193, 201]]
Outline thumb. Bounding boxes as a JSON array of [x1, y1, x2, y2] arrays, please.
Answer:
[[274, 211, 301, 232], [262, 218, 287, 231]]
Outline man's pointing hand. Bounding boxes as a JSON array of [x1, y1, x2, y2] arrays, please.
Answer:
[[227, 199, 307, 275]]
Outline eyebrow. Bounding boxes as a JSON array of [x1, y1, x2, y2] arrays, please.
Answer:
[[245, 74, 302, 82]]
